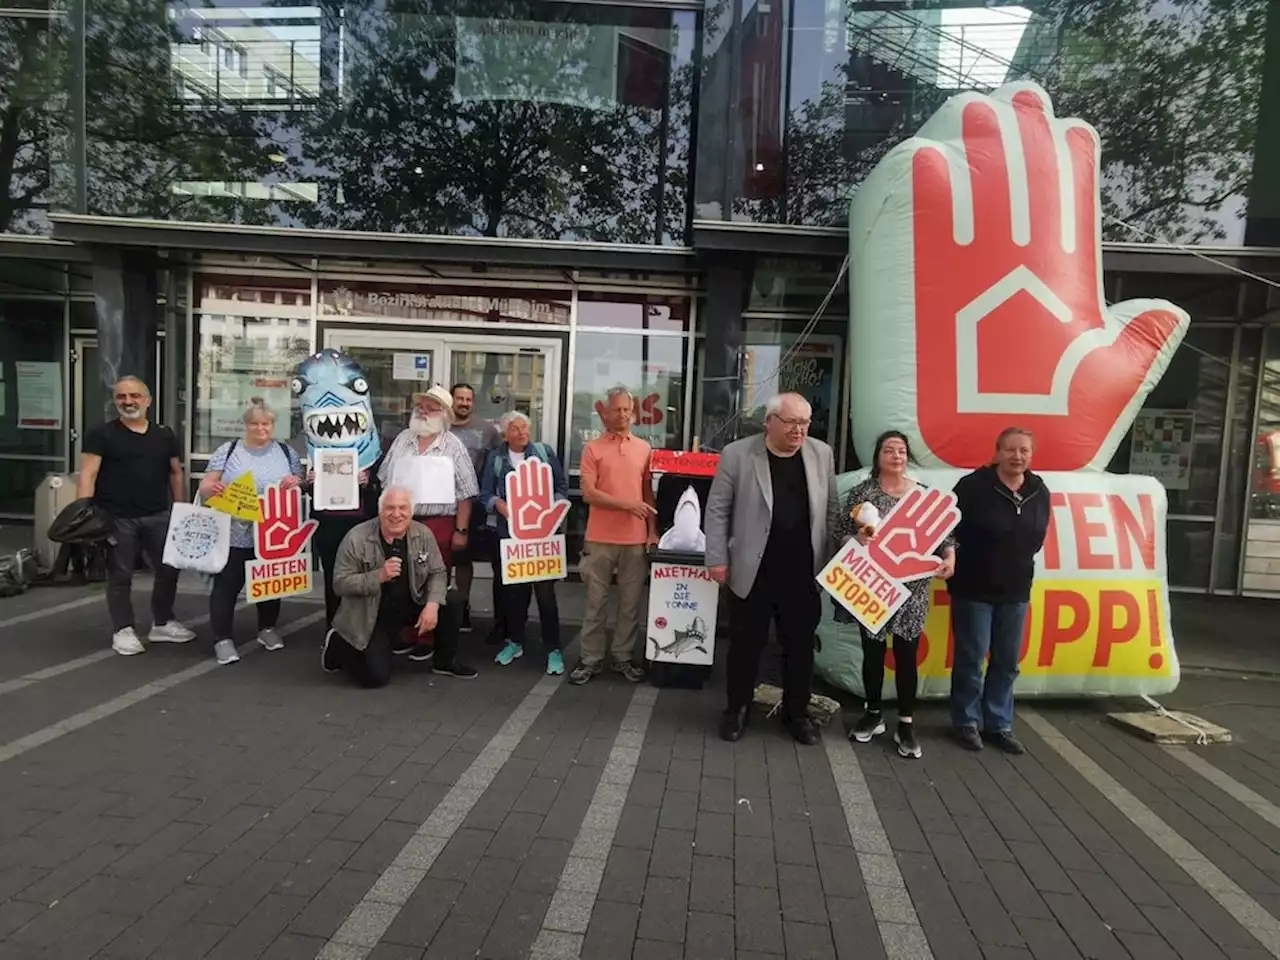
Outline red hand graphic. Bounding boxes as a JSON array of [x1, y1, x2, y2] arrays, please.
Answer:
[[849, 83, 1189, 472], [867, 487, 959, 583], [506, 456, 569, 541], [255, 484, 318, 560]]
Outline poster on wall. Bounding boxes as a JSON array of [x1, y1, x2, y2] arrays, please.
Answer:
[[741, 338, 840, 444], [392, 353, 432, 382], [208, 374, 292, 441], [1129, 409, 1194, 491], [16, 361, 62, 430]]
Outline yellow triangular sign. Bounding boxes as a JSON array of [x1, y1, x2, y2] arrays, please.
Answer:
[[206, 472, 263, 522]]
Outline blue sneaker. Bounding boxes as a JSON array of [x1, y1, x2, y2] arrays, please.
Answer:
[[546, 650, 564, 676], [495, 641, 524, 666]]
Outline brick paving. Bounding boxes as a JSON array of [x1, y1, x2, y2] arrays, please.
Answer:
[[1, 584, 1280, 958]]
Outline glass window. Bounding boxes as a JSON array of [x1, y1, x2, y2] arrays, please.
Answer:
[[65, 1, 696, 244], [0, 299, 66, 514], [194, 314, 311, 453], [577, 292, 687, 332], [696, 0, 1274, 246], [1218, 326, 1262, 591], [1106, 326, 1234, 517], [1, 12, 56, 234], [738, 320, 845, 448], [1168, 518, 1213, 591], [570, 331, 687, 469], [1252, 327, 1280, 521]]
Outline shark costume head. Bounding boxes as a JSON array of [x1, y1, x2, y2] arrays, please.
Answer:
[[293, 349, 381, 469]]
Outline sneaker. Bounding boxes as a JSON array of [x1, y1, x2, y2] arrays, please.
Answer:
[[851, 711, 886, 743], [321, 629, 341, 674], [392, 640, 416, 656], [214, 639, 240, 665], [433, 661, 478, 679], [148, 621, 196, 644], [495, 641, 523, 666], [568, 663, 600, 685], [461, 602, 473, 634], [895, 723, 922, 759], [954, 727, 983, 751], [546, 651, 565, 676], [612, 662, 646, 683], [408, 646, 435, 663], [257, 628, 284, 652], [984, 730, 1026, 755], [112, 627, 145, 656]]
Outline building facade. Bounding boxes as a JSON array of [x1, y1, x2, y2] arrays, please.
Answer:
[[0, 0, 1278, 595]]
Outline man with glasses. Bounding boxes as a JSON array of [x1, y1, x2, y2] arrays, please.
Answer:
[[705, 393, 839, 745]]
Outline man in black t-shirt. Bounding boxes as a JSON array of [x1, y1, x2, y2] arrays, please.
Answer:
[[705, 393, 840, 746], [78, 376, 195, 656]]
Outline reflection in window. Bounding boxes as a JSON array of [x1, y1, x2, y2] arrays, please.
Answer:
[[194, 314, 310, 453], [1, 12, 55, 234], [577, 292, 688, 332], [1252, 330, 1280, 520], [698, 0, 1271, 246], [570, 331, 687, 469], [450, 349, 550, 443]]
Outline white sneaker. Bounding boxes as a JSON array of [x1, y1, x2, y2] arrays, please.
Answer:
[[149, 620, 196, 643], [214, 639, 240, 665], [257, 629, 284, 652], [112, 627, 145, 656]]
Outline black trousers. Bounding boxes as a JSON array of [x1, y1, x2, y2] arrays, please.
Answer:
[[314, 514, 365, 625], [860, 628, 920, 718], [503, 580, 561, 651], [726, 575, 821, 718], [106, 512, 179, 632], [210, 546, 281, 640], [331, 589, 462, 688]]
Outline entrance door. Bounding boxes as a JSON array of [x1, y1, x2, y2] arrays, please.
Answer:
[[71, 337, 165, 461], [322, 330, 562, 451]]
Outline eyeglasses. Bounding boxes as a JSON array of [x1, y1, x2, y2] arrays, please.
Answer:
[[773, 416, 810, 429]]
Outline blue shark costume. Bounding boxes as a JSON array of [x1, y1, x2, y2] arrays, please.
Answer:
[[293, 350, 383, 625]]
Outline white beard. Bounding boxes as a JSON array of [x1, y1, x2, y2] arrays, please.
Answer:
[[410, 413, 445, 438]]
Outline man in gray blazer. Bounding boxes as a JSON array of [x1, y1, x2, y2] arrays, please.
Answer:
[[705, 393, 839, 745]]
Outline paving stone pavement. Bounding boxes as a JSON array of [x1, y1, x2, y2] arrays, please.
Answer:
[[2, 584, 1280, 959]]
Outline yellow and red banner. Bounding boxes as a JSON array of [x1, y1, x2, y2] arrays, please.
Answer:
[[814, 468, 1178, 698]]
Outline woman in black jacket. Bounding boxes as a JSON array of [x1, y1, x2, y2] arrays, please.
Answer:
[[948, 427, 1051, 755]]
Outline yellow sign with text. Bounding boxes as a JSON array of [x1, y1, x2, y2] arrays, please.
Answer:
[[245, 555, 312, 603], [500, 536, 567, 585], [206, 472, 263, 523]]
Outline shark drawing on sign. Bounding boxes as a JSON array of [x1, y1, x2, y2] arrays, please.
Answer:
[[651, 615, 709, 660], [292, 349, 381, 469]]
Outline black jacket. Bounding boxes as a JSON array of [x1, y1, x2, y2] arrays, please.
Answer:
[[948, 466, 1051, 604]]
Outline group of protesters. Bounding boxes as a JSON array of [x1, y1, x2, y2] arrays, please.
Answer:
[[78, 375, 1048, 757]]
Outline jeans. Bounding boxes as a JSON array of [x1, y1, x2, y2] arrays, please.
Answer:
[[726, 577, 821, 719], [106, 512, 180, 633], [503, 580, 561, 651], [314, 515, 364, 625], [949, 599, 1028, 733], [210, 546, 281, 641], [332, 621, 394, 688], [579, 542, 648, 668], [860, 628, 919, 718]]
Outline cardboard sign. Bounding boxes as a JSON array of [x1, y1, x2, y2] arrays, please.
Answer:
[[245, 554, 312, 602], [498, 455, 570, 585], [649, 449, 720, 477], [500, 535, 567, 585], [647, 563, 718, 665], [818, 486, 960, 634], [206, 472, 264, 523]]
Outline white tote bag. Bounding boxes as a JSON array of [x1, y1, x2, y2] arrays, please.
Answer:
[[163, 501, 231, 575]]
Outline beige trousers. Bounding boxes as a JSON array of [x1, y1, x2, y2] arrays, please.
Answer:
[[578, 542, 649, 668]]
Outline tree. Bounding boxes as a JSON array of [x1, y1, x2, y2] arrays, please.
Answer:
[[0, 14, 56, 233]]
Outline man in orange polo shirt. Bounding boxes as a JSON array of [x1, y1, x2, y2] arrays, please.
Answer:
[[572, 387, 658, 685]]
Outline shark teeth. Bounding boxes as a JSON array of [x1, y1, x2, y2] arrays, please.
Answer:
[[306, 410, 369, 442]]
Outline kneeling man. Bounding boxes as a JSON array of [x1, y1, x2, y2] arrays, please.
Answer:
[[323, 486, 476, 687]]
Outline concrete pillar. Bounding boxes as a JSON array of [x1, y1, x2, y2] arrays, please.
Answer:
[[698, 255, 748, 450]]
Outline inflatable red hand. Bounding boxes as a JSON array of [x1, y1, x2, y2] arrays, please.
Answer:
[[849, 83, 1189, 472]]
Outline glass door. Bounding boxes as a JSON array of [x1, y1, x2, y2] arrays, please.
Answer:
[[323, 329, 562, 450], [72, 337, 165, 461]]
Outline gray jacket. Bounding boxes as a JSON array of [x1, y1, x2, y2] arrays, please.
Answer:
[[332, 518, 447, 651], [704, 435, 840, 600]]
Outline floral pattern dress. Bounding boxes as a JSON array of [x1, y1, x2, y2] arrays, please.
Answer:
[[835, 478, 955, 642]]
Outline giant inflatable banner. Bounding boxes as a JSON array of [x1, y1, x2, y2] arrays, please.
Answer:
[[816, 82, 1190, 699]]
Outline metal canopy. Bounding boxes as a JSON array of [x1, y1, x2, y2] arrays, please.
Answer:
[[48, 214, 698, 274], [0, 234, 92, 262]]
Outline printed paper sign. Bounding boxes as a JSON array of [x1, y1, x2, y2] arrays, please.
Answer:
[[397, 456, 455, 506], [392, 353, 432, 381], [246, 483, 318, 602], [206, 473, 264, 523], [498, 456, 570, 585], [313, 448, 360, 511], [818, 486, 961, 634], [15, 361, 62, 430], [647, 564, 718, 665]]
